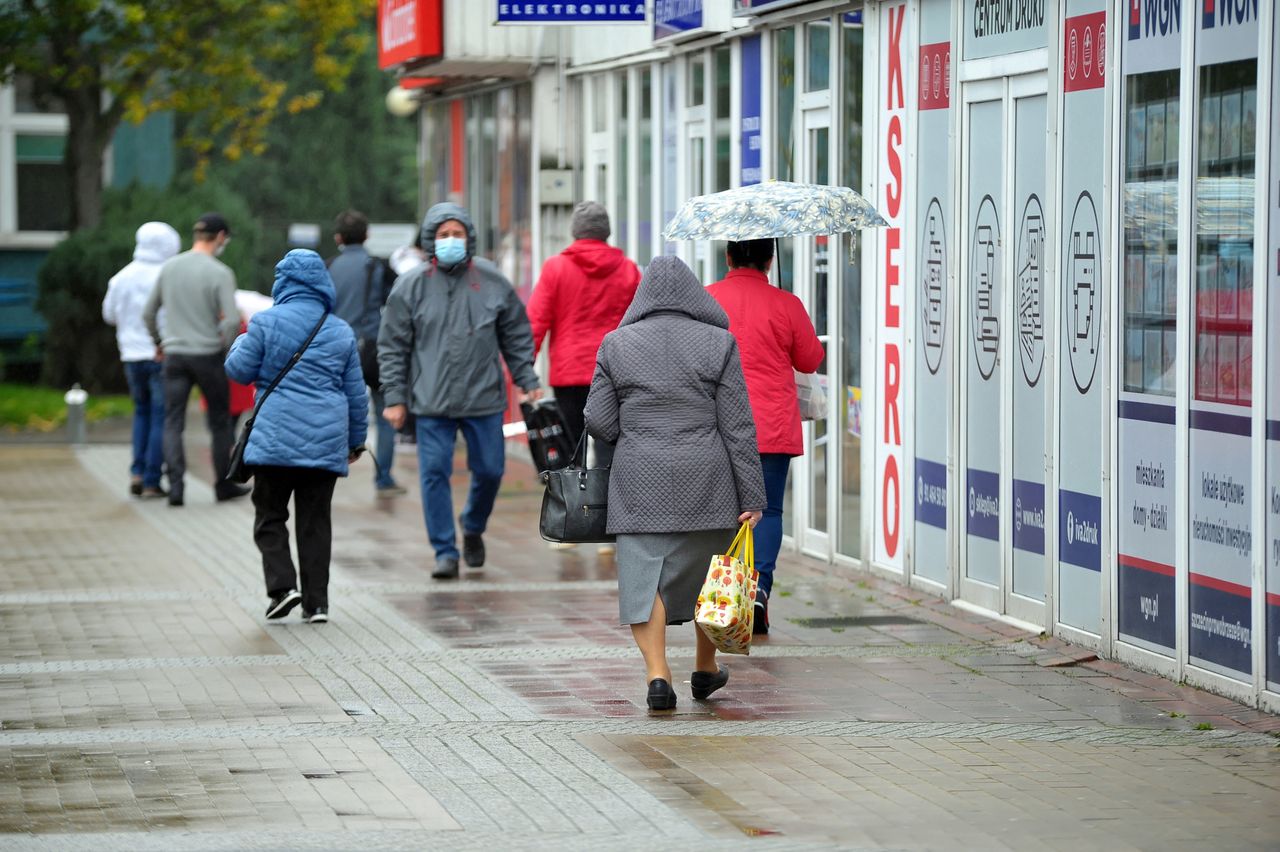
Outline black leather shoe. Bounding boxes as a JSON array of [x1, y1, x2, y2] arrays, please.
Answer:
[[461, 525, 485, 567], [752, 597, 769, 635], [216, 483, 251, 502], [691, 667, 729, 700], [647, 678, 677, 711], [432, 557, 460, 579]]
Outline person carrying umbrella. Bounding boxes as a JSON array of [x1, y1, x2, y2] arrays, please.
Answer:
[[708, 239, 823, 634]]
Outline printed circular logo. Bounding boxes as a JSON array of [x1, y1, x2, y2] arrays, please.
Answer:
[[1015, 496, 1023, 532], [1068, 28, 1078, 80], [1064, 191, 1100, 394], [1067, 510, 1075, 545], [1016, 194, 1045, 387], [968, 486, 976, 518], [1083, 25, 1093, 80], [932, 54, 942, 100], [920, 197, 948, 375], [970, 194, 1000, 381], [917, 475, 924, 505], [1097, 23, 1106, 77], [921, 55, 931, 101]]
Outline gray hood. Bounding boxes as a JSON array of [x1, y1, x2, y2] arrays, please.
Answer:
[[619, 255, 728, 329], [420, 202, 477, 271]]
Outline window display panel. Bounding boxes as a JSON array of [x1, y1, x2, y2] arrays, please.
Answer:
[[714, 45, 732, 281], [1189, 57, 1256, 679], [617, 72, 630, 251], [1117, 67, 1179, 655], [775, 27, 796, 292], [837, 16, 864, 562], [15, 134, 70, 232], [1267, 5, 1280, 694], [638, 68, 654, 266]]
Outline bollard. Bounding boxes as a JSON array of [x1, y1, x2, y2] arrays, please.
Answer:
[[64, 383, 88, 445]]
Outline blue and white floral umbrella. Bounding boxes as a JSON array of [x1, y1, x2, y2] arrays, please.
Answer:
[[662, 180, 887, 241]]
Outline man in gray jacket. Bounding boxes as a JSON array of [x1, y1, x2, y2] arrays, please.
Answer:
[[143, 212, 249, 507], [378, 203, 541, 578]]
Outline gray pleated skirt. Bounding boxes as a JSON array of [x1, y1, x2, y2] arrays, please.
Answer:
[[616, 528, 736, 625]]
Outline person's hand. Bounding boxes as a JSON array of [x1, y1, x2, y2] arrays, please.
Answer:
[[348, 448, 363, 464], [154, 346, 164, 362], [383, 404, 407, 430], [519, 387, 543, 404], [739, 510, 763, 528]]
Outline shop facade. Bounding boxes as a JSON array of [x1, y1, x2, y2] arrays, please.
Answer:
[[391, 1, 1280, 708]]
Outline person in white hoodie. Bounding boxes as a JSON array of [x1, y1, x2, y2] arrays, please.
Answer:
[[102, 222, 181, 498]]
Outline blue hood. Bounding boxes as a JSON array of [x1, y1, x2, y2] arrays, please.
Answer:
[[271, 249, 336, 311]]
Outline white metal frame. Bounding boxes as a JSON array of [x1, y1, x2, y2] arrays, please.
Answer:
[[0, 83, 70, 248]]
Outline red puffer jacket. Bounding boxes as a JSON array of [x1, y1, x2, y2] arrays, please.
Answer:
[[529, 239, 641, 386], [708, 268, 825, 456]]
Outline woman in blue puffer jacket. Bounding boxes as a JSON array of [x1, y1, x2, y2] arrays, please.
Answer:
[[225, 249, 368, 624]]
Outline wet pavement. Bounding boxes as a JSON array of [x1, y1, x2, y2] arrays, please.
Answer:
[[0, 437, 1278, 850]]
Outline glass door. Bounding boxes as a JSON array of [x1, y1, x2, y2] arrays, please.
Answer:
[[685, 119, 709, 283]]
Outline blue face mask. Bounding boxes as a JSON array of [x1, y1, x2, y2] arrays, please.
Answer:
[[435, 236, 467, 266]]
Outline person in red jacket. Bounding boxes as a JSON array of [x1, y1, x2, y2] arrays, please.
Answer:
[[528, 201, 641, 468], [708, 239, 824, 634]]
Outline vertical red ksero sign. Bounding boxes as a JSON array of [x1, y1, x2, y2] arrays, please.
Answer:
[[875, 1, 908, 570]]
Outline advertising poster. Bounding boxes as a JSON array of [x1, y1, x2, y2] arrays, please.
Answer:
[[740, 35, 763, 187], [1057, 2, 1107, 633], [1188, 2, 1258, 681], [1116, 0, 1179, 655], [1011, 92, 1048, 602], [965, 97, 1002, 588], [913, 0, 952, 586], [874, 0, 910, 572], [1269, 1, 1280, 693]]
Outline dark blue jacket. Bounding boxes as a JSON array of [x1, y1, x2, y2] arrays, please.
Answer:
[[329, 244, 390, 341], [225, 249, 368, 475]]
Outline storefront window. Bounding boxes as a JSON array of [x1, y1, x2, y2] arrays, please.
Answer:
[[591, 75, 607, 133], [617, 71, 630, 252], [806, 20, 831, 93], [420, 100, 451, 210], [714, 44, 732, 280], [837, 18, 863, 560], [775, 27, 796, 291], [638, 67, 654, 266], [662, 61, 679, 255], [1194, 60, 1255, 407], [689, 55, 705, 107], [16, 134, 69, 231]]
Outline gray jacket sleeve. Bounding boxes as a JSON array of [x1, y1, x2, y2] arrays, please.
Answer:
[[715, 340, 766, 512], [495, 286, 540, 391], [584, 347, 620, 444], [143, 277, 163, 345], [215, 273, 240, 348], [377, 277, 414, 408]]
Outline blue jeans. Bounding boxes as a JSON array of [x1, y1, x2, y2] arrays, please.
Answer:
[[416, 412, 505, 560], [370, 388, 397, 488], [756, 453, 792, 600], [124, 360, 165, 488]]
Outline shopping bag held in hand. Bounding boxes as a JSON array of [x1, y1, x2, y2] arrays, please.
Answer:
[[538, 432, 614, 544], [694, 522, 758, 655]]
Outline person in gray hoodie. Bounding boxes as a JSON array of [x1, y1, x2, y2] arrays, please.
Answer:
[[378, 202, 542, 579], [585, 255, 766, 712]]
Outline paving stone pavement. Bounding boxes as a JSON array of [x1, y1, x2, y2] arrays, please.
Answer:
[[0, 443, 1277, 850]]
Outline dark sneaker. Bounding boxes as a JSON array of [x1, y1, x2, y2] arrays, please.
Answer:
[[647, 678, 677, 711], [376, 482, 408, 496], [303, 607, 328, 624], [266, 590, 302, 620], [168, 491, 184, 508], [691, 666, 730, 700], [431, 557, 460, 579], [461, 526, 485, 568], [140, 486, 168, 499], [216, 483, 251, 502], [130, 479, 143, 497], [752, 597, 769, 635]]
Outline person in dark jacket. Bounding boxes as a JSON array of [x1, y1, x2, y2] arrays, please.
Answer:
[[528, 201, 640, 464], [378, 202, 542, 579], [225, 249, 368, 624], [585, 256, 765, 712], [708, 239, 824, 634]]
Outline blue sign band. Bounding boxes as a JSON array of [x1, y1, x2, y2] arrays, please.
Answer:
[[1012, 478, 1045, 555], [1059, 488, 1102, 572], [966, 468, 1000, 542], [915, 457, 947, 530]]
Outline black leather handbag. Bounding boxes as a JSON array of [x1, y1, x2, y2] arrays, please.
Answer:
[[225, 311, 328, 484], [538, 434, 614, 543]]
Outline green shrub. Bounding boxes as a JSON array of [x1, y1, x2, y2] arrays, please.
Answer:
[[36, 180, 261, 393]]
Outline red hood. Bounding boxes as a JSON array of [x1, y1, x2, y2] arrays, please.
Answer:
[[563, 239, 627, 278]]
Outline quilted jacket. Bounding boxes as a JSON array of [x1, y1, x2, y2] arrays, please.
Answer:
[[707, 267, 825, 455], [224, 249, 368, 475], [528, 239, 640, 386], [585, 256, 766, 534]]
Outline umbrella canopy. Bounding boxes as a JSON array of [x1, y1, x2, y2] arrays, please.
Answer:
[[662, 180, 887, 241]]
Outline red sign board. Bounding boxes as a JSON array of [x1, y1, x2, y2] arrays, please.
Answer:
[[378, 0, 443, 70], [918, 42, 950, 111], [1063, 11, 1106, 93]]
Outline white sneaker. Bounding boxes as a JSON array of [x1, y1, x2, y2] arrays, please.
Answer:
[[549, 542, 578, 550], [597, 543, 616, 555]]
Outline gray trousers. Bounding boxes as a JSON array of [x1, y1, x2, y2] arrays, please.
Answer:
[[163, 352, 234, 495]]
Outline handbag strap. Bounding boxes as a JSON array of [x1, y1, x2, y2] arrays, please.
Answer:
[[246, 311, 328, 421]]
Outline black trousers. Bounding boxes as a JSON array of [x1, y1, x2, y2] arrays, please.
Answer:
[[252, 465, 338, 611], [554, 385, 614, 467], [163, 352, 234, 495]]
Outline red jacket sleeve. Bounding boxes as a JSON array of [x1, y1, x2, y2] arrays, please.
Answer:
[[788, 295, 825, 373], [528, 258, 560, 357]]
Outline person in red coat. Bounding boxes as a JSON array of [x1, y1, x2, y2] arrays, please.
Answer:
[[707, 239, 824, 634], [528, 201, 641, 468]]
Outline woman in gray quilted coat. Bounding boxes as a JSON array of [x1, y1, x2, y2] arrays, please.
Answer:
[[585, 255, 765, 711]]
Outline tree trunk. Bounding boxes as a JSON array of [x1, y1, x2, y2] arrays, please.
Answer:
[[63, 85, 114, 232]]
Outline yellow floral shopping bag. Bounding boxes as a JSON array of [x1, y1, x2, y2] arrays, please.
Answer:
[[694, 522, 758, 655]]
